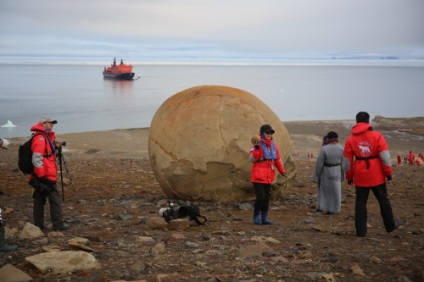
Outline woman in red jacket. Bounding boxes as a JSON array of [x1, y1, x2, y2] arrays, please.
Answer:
[[249, 124, 286, 225], [344, 112, 398, 237]]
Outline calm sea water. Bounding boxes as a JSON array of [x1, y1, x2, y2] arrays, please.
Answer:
[[0, 62, 423, 138]]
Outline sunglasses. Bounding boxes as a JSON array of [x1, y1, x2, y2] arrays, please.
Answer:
[[265, 131, 274, 135]]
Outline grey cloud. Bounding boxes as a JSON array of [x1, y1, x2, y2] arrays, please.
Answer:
[[0, 0, 423, 60]]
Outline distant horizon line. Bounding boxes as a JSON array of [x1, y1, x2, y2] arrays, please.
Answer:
[[1, 57, 424, 67], [0, 53, 423, 62]]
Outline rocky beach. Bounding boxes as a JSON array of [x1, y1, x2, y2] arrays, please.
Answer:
[[0, 117, 423, 282]]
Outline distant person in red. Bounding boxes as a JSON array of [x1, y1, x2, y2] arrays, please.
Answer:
[[407, 151, 415, 165], [344, 111, 399, 237], [397, 155, 402, 166]]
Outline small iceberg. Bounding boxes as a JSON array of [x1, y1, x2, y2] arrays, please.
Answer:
[[1, 120, 17, 128]]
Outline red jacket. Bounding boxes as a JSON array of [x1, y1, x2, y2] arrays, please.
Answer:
[[249, 136, 286, 184], [30, 122, 58, 182], [407, 152, 415, 164], [344, 122, 392, 187]]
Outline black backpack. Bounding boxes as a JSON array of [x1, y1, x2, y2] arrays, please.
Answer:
[[177, 205, 208, 225], [18, 132, 53, 174]]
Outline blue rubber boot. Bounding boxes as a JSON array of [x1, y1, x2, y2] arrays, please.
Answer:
[[253, 208, 262, 225], [261, 211, 272, 225], [253, 215, 262, 225]]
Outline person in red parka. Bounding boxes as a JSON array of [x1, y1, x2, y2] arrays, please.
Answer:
[[249, 124, 286, 225], [407, 151, 415, 165], [28, 117, 69, 231], [397, 154, 402, 166], [344, 112, 398, 237]]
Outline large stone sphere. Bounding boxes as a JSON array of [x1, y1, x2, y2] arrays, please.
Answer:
[[148, 85, 295, 202]]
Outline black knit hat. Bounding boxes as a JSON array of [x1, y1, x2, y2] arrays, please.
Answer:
[[260, 124, 275, 135], [356, 111, 370, 123], [326, 131, 338, 139]]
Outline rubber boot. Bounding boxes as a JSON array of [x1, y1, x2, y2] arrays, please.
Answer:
[[0, 227, 17, 252], [261, 211, 272, 225], [253, 208, 262, 225]]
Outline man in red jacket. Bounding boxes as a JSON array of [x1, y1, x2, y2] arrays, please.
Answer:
[[29, 117, 69, 231], [344, 112, 398, 237]]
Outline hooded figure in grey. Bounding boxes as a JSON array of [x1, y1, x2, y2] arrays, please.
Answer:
[[311, 131, 348, 214]]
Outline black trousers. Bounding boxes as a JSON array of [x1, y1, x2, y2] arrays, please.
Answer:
[[355, 183, 396, 236], [33, 185, 63, 229], [253, 183, 271, 215]]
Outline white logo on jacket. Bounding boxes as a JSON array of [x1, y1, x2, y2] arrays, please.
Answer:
[[358, 145, 371, 154], [357, 141, 372, 156]]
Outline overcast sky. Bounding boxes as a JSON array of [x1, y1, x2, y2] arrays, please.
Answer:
[[0, 0, 423, 62]]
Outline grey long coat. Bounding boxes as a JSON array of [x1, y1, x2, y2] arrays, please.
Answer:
[[311, 142, 347, 213]]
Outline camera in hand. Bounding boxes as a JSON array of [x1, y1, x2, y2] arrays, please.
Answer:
[[55, 141, 66, 150]]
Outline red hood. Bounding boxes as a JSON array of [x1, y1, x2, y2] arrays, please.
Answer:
[[351, 122, 372, 135], [30, 122, 55, 139]]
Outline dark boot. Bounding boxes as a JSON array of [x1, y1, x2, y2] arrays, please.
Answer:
[[0, 227, 17, 252], [253, 207, 261, 225], [53, 223, 70, 231], [261, 211, 272, 225], [387, 218, 400, 233]]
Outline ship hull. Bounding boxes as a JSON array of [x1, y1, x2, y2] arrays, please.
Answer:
[[103, 72, 135, 80]]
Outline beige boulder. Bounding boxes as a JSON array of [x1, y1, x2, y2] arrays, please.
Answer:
[[148, 85, 295, 202]]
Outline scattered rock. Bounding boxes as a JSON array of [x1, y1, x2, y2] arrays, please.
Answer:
[[351, 263, 365, 276], [238, 242, 273, 258], [0, 264, 32, 282], [369, 256, 382, 264], [397, 275, 413, 282], [25, 251, 100, 274], [167, 218, 190, 230], [18, 222, 44, 239], [146, 217, 168, 229], [69, 240, 94, 252]]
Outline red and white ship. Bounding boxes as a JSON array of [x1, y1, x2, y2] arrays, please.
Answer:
[[103, 58, 135, 80]]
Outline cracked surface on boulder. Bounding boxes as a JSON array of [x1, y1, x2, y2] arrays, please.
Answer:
[[148, 85, 296, 202]]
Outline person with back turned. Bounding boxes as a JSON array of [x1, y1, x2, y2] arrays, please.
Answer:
[[28, 117, 69, 231], [312, 131, 347, 215], [249, 124, 286, 225], [344, 111, 399, 237]]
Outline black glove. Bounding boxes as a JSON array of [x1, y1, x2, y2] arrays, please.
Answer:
[[387, 175, 392, 181], [254, 144, 260, 150], [348, 180, 353, 185]]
